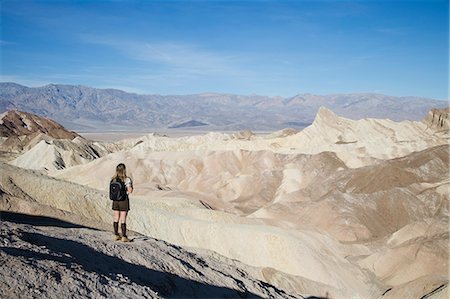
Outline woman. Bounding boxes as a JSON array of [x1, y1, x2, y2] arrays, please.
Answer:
[[111, 163, 133, 242]]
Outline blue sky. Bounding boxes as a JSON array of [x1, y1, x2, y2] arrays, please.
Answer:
[[1, 0, 448, 99]]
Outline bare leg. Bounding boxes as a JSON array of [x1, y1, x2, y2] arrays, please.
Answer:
[[114, 210, 120, 222], [119, 211, 127, 224]]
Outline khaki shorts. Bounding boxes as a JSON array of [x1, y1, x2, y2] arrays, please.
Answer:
[[112, 199, 130, 211]]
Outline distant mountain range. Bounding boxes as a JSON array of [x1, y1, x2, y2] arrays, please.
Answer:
[[0, 82, 447, 131]]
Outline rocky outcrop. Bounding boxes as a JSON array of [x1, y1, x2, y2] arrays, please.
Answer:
[[423, 107, 450, 131], [0, 110, 79, 139], [0, 213, 298, 299], [0, 110, 111, 167], [0, 110, 82, 156], [9, 137, 110, 171]]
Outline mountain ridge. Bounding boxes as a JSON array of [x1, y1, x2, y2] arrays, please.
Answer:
[[0, 82, 447, 131]]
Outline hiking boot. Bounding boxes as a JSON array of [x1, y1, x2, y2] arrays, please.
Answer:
[[113, 234, 120, 241], [121, 236, 130, 242]]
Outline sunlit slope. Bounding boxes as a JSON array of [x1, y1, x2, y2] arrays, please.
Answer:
[[4, 106, 448, 298]]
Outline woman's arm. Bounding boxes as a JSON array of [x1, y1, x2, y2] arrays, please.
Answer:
[[126, 177, 133, 194]]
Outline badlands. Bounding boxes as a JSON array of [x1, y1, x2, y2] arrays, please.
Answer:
[[0, 107, 449, 298]]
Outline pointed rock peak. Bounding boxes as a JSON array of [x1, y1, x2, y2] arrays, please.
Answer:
[[313, 106, 339, 125], [318, 106, 337, 116]]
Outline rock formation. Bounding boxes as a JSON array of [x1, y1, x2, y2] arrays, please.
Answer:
[[1, 211, 297, 298], [0, 110, 79, 139], [1, 107, 448, 298], [0, 110, 111, 169], [423, 107, 450, 131]]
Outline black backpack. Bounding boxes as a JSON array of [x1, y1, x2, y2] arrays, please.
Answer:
[[109, 177, 126, 201]]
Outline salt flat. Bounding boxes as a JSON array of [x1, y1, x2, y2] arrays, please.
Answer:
[[80, 130, 273, 142]]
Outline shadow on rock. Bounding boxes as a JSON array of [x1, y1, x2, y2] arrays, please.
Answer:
[[2, 230, 262, 298], [0, 211, 88, 229]]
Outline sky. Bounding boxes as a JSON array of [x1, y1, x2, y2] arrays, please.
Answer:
[[0, 0, 448, 99]]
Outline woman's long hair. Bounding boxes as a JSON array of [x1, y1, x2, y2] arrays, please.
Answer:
[[112, 163, 127, 182]]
